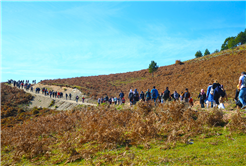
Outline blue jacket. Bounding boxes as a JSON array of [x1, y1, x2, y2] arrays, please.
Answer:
[[206, 85, 214, 102], [151, 88, 159, 99]]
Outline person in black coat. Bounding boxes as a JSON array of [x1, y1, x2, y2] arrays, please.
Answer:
[[198, 89, 206, 108], [212, 80, 221, 106]]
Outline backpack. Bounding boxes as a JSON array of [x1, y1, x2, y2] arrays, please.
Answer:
[[152, 90, 156, 98], [122, 98, 125, 103], [164, 90, 170, 98], [146, 91, 150, 98], [184, 92, 190, 98], [134, 92, 138, 98], [129, 92, 133, 99], [214, 85, 225, 97]]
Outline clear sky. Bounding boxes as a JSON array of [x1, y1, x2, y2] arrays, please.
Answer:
[[1, 1, 246, 82]]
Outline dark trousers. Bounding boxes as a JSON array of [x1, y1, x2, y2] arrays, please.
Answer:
[[214, 94, 220, 105], [201, 103, 205, 108]]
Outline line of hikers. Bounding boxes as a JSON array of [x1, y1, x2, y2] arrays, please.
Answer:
[[9, 80, 33, 91], [7, 71, 246, 109], [98, 72, 246, 109]]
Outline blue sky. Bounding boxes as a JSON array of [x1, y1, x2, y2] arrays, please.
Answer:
[[1, 1, 246, 82]]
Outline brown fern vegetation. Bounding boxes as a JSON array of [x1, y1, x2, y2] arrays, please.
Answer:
[[1, 83, 58, 129], [2, 101, 246, 165], [41, 45, 246, 99]]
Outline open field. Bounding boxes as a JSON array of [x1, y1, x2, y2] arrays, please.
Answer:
[[41, 44, 246, 100]]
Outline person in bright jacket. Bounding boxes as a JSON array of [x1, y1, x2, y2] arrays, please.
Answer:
[[151, 86, 159, 105], [206, 83, 214, 108]]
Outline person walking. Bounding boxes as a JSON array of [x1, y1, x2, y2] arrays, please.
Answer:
[[119, 91, 124, 105], [212, 80, 225, 107], [184, 88, 190, 103], [133, 89, 139, 104], [66, 93, 68, 100], [145, 89, 151, 102], [69, 93, 72, 100], [180, 92, 184, 102], [114, 97, 117, 105], [76, 96, 79, 102], [198, 89, 206, 108], [151, 86, 159, 106], [206, 83, 214, 108], [238, 72, 246, 109], [128, 89, 134, 106], [82, 97, 85, 103], [163, 87, 171, 102], [173, 91, 180, 101], [140, 91, 145, 101], [98, 98, 101, 105]]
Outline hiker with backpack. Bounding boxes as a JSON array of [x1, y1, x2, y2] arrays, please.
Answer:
[[98, 98, 101, 105], [163, 87, 171, 102], [180, 92, 184, 102], [133, 89, 139, 104], [145, 89, 151, 102], [238, 72, 246, 109], [184, 88, 190, 103], [140, 91, 145, 101], [212, 80, 225, 107], [76, 96, 79, 102], [82, 97, 85, 103], [114, 97, 117, 105], [151, 86, 159, 106], [198, 89, 206, 108], [173, 91, 180, 101], [119, 91, 124, 105], [69, 93, 72, 100], [66, 93, 68, 100], [128, 89, 134, 106], [206, 83, 214, 108]]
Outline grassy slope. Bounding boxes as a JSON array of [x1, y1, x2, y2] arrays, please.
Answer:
[[41, 44, 246, 99], [2, 119, 246, 166], [2, 100, 246, 166]]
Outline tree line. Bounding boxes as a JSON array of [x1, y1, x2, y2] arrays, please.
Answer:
[[195, 29, 246, 58]]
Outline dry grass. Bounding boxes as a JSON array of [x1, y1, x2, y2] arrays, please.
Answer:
[[2, 101, 246, 165]]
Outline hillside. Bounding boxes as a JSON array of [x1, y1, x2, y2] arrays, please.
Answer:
[[41, 45, 246, 99], [1, 83, 58, 129]]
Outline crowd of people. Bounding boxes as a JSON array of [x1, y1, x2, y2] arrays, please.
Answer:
[[7, 72, 246, 110], [98, 72, 246, 110], [9, 79, 87, 103]]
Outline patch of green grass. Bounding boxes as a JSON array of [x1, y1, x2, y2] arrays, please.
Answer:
[[2, 128, 246, 165]]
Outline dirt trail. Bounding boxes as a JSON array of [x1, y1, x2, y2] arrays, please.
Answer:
[[12, 84, 96, 111]]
